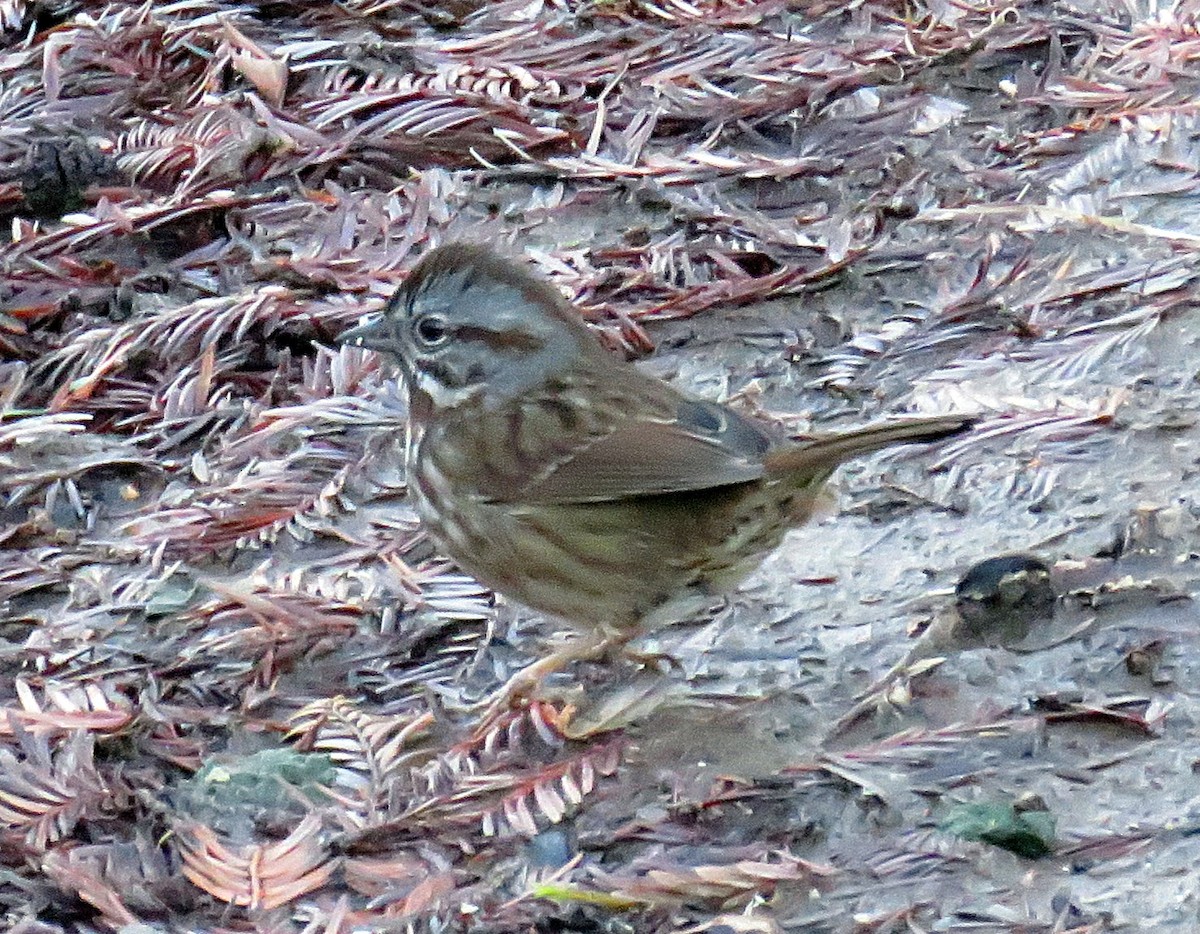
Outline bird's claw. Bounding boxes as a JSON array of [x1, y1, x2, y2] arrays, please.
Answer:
[[472, 667, 543, 729]]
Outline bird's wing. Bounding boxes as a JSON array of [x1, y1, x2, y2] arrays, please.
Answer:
[[486, 395, 777, 505]]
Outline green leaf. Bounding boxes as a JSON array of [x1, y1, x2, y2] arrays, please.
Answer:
[[531, 882, 645, 911], [941, 801, 1056, 858]]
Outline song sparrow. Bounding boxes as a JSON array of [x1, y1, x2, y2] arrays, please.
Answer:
[[341, 244, 972, 711]]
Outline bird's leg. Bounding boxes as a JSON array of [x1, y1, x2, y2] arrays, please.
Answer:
[[472, 630, 615, 728]]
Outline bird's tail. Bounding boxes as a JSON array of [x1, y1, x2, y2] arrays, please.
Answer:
[[764, 414, 973, 479]]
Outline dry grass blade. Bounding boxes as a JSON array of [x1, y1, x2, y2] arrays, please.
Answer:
[[166, 584, 363, 694], [287, 697, 434, 793], [177, 813, 337, 910], [40, 846, 139, 929], [0, 680, 135, 739], [404, 704, 625, 839], [342, 850, 457, 911], [0, 726, 131, 851], [589, 853, 836, 910]]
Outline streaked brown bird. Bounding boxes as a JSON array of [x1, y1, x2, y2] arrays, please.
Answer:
[[341, 244, 972, 714]]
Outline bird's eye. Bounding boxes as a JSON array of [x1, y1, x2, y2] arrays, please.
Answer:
[[414, 314, 449, 346]]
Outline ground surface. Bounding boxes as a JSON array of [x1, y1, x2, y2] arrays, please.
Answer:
[[1, 1, 1199, 931]]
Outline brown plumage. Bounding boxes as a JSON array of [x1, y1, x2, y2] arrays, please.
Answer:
[[342, 244, 972, 706]]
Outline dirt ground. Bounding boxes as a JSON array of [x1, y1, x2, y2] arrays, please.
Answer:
[[1, 1, 1199, 931]]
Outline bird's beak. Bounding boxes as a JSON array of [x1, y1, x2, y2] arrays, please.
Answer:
[[338, 315, 398, 352]]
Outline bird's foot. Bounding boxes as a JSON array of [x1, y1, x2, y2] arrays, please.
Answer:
[[470, 633, 612, 737]]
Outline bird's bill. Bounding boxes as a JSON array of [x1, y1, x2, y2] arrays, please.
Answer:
[[338, 315, 396, 351]]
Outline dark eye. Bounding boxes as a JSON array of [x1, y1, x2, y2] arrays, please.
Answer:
[[414, 314, 449, 346]]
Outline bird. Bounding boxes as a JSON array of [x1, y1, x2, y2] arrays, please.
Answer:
[[340, 243, 972, 718]]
